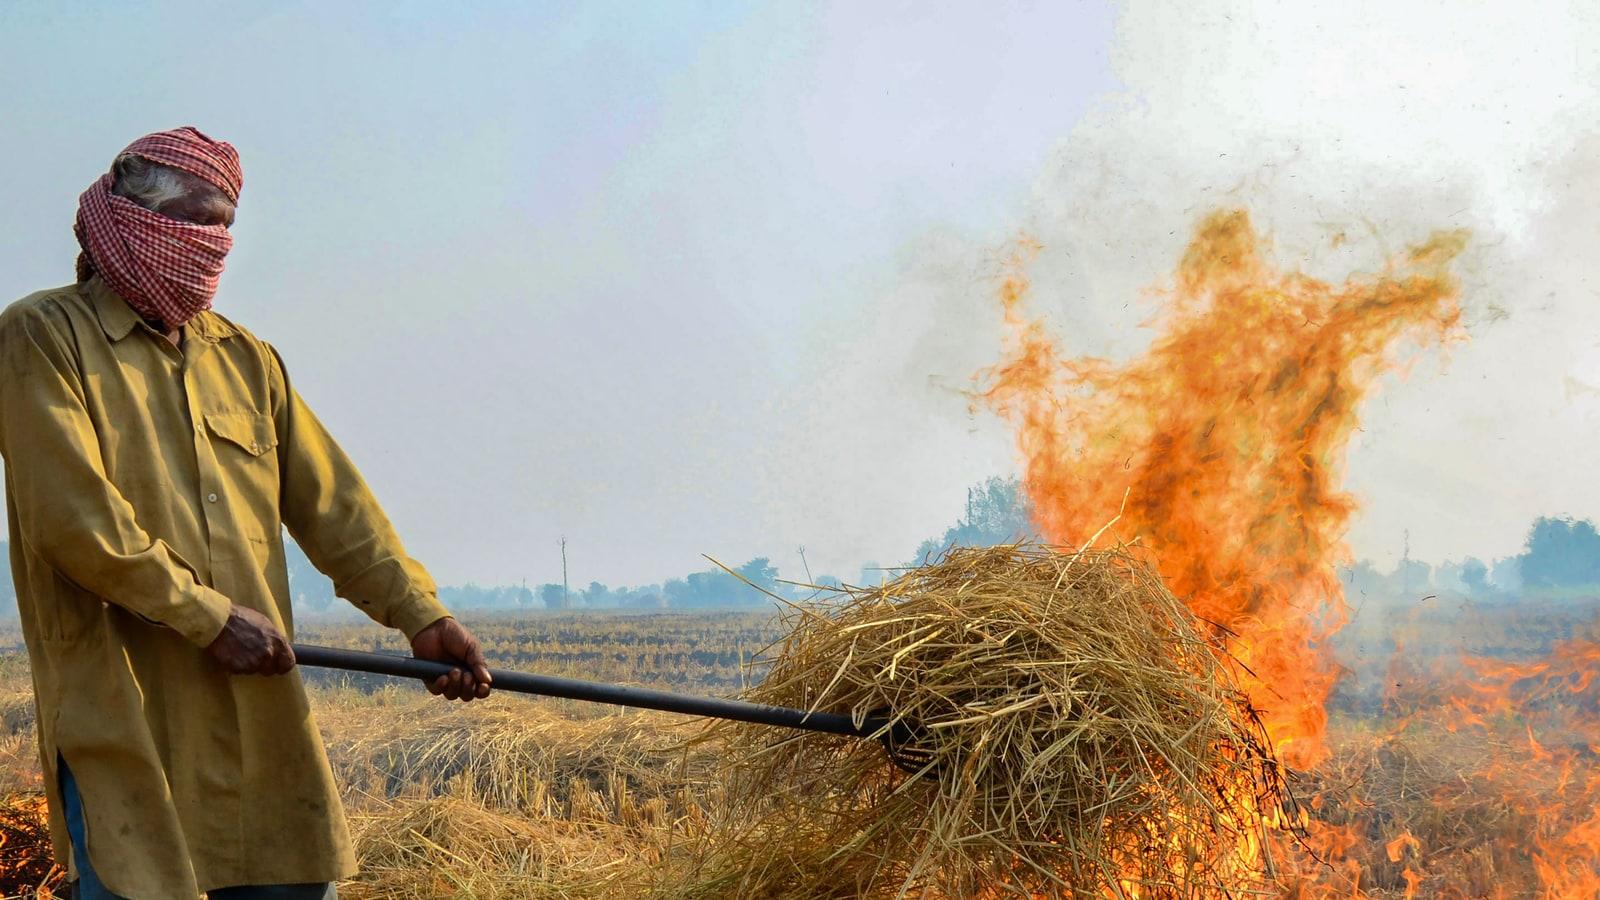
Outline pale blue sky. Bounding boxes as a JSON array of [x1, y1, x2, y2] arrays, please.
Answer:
[[7, 3, 1599, 591], [0, 2, 1117, 586]]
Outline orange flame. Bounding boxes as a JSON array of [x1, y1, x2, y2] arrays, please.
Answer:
[[1384, 830, 1421, 864], [981, 208, 1468, 891], [0, 793, 65, 897], [983, 209, 1465, 770], [1434, 634, 1600, 894]]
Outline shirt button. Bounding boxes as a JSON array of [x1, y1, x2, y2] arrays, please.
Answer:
[[207, 492, 219, 503]]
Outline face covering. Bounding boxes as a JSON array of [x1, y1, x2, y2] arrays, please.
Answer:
[[73, 126, 244, 330]]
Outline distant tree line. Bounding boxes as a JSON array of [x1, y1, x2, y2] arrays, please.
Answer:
[[1343, 515, 1600, 602], [6, 497, 1600, 619], [0, 540, 788, 620], [285, 540, 784, 614], [0, 479, 1039, 620]]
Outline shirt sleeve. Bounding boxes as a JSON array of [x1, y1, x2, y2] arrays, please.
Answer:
[[266, 342, 451, 640], [0, 303, 233, 645]]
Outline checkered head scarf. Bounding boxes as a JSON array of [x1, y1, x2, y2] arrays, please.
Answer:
[[74, 126, 244, 329]]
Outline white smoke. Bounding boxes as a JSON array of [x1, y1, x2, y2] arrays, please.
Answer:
[[774, 0, 1600, 578]]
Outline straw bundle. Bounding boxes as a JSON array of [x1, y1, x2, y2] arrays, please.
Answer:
[[699, 544, 1291, 898]]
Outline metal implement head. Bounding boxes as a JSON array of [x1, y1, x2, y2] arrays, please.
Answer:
[[875, 712, 938, 775]]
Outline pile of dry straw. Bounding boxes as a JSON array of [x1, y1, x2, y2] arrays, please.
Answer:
[[693, 544, 1292, 898]]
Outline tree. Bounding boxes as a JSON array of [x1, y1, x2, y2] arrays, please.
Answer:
[[734, 558, 779, 593], [912, 476, 1035, 563], [1387, 558, 1433, 598], [1491, 555, 1523, 593], [622, 591, 666, 609], [538, 583, 568, 609], [1519, 516, 1600, 590], [858, 561, 886, 588], [440, 583, 535, 609], [662, 578, 691, 607], [657, 560, 777, 608], [1460, 557, 1490, 595], [1340, 560, 1388, 605], [1433, 560, 1466, 593]]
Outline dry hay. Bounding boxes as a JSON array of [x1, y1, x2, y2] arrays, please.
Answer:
[[316, 687, 720, 824], [0, 691, 32, 736], [316, 689, 728, 898], [701, 544, 1292, 898], [344, 795, 657, 900]]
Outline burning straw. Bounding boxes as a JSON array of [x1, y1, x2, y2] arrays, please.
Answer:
[[695, 544, 1294, 898]]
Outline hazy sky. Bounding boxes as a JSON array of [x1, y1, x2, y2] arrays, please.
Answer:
[[3, 2, 1597, 588]]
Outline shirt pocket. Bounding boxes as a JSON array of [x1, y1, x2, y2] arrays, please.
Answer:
[[203, 411, 281, 527], [204, 411, 278, 459]]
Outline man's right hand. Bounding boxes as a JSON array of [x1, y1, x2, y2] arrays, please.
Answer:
[[205, 604, 295, 675]]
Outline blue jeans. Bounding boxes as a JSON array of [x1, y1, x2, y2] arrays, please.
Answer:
[[58, 758, 337, 900]]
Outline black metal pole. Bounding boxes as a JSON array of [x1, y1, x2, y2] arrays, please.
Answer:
[[292, 644, 884, 739]]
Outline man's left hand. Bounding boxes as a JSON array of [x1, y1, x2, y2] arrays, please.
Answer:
[[410, 617, 493, 702]]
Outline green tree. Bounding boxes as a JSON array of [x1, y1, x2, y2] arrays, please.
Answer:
[[538, 583, 567, 609], [1491, 555, 1523, 592], [1387, 558, 1433, 598], [1519, 516, 1600, 589], [660, 560, 776, 608], [912, 476, 1035, 563], [734, 558, 779, 592]]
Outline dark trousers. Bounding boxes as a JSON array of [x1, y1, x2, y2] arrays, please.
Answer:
[[59, 758, 337, 900]]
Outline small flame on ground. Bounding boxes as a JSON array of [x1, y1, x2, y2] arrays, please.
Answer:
[[0, 793, 65, 897]]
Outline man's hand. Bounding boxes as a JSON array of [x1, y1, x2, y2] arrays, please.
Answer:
[[205, 604, 295, 675], [410, 617, 492, 702]]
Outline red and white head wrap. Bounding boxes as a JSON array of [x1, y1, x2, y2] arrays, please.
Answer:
[[74, 126, 244, 329]]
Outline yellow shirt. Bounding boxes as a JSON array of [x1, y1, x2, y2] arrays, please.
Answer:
[[0, 276, 451, 898]]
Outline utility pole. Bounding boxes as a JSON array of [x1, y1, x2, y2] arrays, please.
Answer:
[[1401, 529, 1412, 598], [561, 536, 570, 610]]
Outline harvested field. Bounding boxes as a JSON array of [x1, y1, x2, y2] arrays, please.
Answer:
[[0, 599, 1598, 898]]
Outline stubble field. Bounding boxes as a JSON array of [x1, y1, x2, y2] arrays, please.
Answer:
[[0, 598, 1596, 898]]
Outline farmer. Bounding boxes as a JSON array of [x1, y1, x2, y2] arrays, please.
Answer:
[[0, 127, 493, 899]]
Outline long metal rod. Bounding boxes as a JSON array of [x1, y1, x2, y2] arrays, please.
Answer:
[[293, 644, 884, 739]]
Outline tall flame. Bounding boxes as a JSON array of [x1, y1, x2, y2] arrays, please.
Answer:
[[982, 209, 1466, 772]]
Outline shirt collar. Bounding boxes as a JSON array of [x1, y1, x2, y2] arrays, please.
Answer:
[[187, 309, 239, 343], [83, 276, 238, 344], [84, 276, 142, 342]]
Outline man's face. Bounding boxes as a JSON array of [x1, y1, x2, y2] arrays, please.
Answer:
[[158, 176, 236, 228]]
